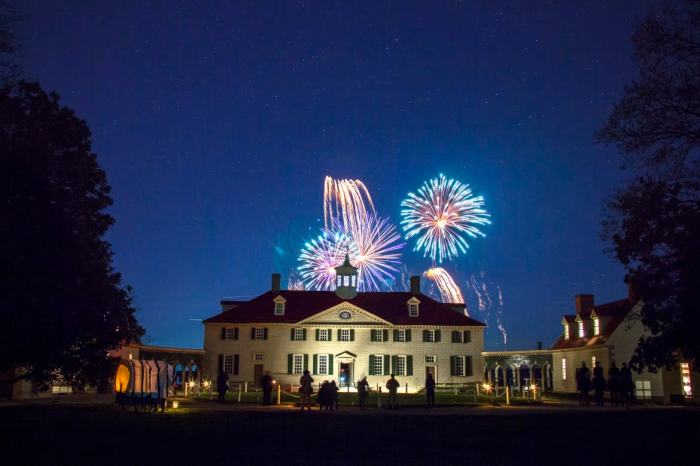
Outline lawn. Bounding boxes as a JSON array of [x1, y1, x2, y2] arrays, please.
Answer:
[[1, 401, 698, 466]]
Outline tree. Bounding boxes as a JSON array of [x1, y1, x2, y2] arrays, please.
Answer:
[[597, 1, 700, 371], [0, 2, 22, 84], [0, 81, 144, 390]]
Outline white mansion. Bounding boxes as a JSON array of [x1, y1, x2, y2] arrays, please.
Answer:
[[203, 256, 486, 389]]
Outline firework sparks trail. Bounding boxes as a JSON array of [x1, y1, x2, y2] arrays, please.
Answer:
[[401, 174, 490, 263], [324, 177, 375, 234], [465, 272, 507, 347], [424, 267, 465, 307], [287, 272, 306, 291]]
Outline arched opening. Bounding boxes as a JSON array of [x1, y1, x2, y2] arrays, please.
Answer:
[[532, 365, 543, 388], [519, 364, 531, 389]]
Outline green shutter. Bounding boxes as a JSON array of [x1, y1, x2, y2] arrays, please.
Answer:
[[234, 327, 239, 340], [291, 328, 296, 341], [350, 329, 355, 341], [370, 330, 377, 342], [383, 355, 390, 375], [303, 328, 307, 341], [423, 330, 429, 342], [287, 354, 293, 374], [221, 328, 226, 340], [435, 330, 441, 342], [263, 328, 268, 340], [383, 330, 388, 342], [313, 354, 318, 375], [452, 330, 459, 343], [328, 328, 332, 341], [337, 329, 341, 341], [393, 330, 399, 342], [465, 356, 473, 376], [303, 354, 309, 371], [405, 329, 411, 342], [391, 356, 398, 374], [251, 327, 256, 339], [369, 355, 375, 375], [328, 354, 334, 375], [464, 330, 471, 343], [450, 356, 457, 376], [407, 355, 413, 376], [315, 329, 320, 341]]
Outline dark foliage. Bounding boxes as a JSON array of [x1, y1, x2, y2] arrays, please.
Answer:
[[597, 1, 700, 371], [0, 2, 22, 84], [0, 81, 144, 390]]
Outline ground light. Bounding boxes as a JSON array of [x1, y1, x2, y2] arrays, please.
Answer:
[[171, 400, 179, 409]]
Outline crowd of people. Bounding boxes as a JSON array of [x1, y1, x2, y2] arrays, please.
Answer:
[[576, 361, 635, 407]]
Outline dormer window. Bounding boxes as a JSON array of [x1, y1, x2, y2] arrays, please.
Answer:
[[564, 324, 570, 340], [577, 320, 585, 338], [273, 296, 286, 316], [593, 317, 600, 336], [407, 297, 420, 317]]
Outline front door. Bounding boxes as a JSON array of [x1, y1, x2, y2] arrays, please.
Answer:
[[253, 364, 263, 386], [425, 365, 437, 382], [339, 362, 353, 387]]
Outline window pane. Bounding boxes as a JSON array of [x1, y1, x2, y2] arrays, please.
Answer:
[[319, 355, 328, 375], [374, 355, 383, 375], [293, 354, 303, 374]]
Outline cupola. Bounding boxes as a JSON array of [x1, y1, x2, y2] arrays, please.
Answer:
[[334, 253, 358, 300]]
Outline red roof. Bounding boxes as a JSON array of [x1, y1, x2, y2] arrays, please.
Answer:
[[204, 290, 486, 327], [552, 298, 635, 350]]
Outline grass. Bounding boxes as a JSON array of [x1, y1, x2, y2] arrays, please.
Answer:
[[1, 400, 697, 466]]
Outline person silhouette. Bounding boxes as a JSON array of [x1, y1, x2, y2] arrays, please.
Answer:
[[592, 362, 606, 406], [216, 370, 229, 404], [386, 374, 400, 410], [357, 376, 369, 410], [425, 373, 436, 409], [577, 362, 591, 406]]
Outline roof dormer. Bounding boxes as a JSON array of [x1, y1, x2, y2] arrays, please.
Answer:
[[273, 295, 286, 316], [407, 297, 421, 317], [590, 310, 603, 336], [575, 314, 586, 338]]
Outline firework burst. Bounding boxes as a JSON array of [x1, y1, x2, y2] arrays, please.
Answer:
[[401, 174, 490, 263], [297, 231, 353, 291], [323, 177, 375, 233], [424, 267, 466, 308]]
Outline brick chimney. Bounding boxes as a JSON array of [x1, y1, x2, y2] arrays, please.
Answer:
[[575, 294, 594, 315], [410, 276, 421, 295], [271, 273, 281, 292]]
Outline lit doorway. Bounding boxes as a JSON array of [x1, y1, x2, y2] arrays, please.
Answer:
[[339, 362, 353, 387]]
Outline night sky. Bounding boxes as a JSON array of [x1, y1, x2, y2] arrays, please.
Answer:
[[19, 1, 656, 350]]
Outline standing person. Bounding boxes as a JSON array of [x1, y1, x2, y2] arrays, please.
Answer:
[[329, 380, 339, 410], [299, 370, 314, 411], [261, 372, 273, 406], [216, 370, 229, 404], [608, 362, 620, 406], [425, 373, 436, 409], [386, 374, 400, 410], [592, 361, 606, 407], [620, 363, 634, 408], [577, 362, 591, 406], [319, 381, 330, 410], [357, 376, 369, 410]]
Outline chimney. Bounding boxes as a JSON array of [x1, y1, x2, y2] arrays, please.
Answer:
[[410, 276, 421, 295], [271, 273, 281, 292], [537, 341, 543, 350], [575, 294, 594, 315]]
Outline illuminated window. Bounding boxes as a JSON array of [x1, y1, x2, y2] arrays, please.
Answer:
[[51, 385, 72, 394], [336, 275, 342, 286], [225, 328, 237, 340], [255, 328, 265, 340], [424, 330, 436, 342], [343, 275, 350, 287], [635, 380, 652, 400], [318, 354, 329, 375], [317, 329, 330, 341], [681, 362, 693, 398], [577, 321, 585, 338], [371, 329, 385, 342], [409, 303, 419, 317], [593, 318, 600, 336], [274, 302, 285, 315], [395, 329, 407, 342], [374, 354, 384, 375], [294, 328, 304, 341], [253, 353, 264, 361], [592, 356, 596, 368], [395, 355, 407, 375], [351, 276, 356, 287], [339, 329, 351, 341], [292, 354, 304, 374], [564, 324, 570, 340], [425, 355, 437, 364], [224, 355, 234, 374], [562, 358, 567, 380]]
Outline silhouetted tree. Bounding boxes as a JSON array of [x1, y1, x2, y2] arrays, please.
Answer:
[[597, 1, 700, 371], [0, 81, 144, 391], [0, 2, 22, 84]]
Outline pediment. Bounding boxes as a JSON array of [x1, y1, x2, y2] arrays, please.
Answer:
[[298, 302, 391, 325]]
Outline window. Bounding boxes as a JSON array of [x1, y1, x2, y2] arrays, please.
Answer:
[[373, 355, 384, 375], [224, 355, 234, 374], [318, 354, 329, 375], [562, 358, 567, 381], [225, 328, 237, 340], [395, 329, 406, 342], [274, 301, 285, 315], [395, 355, 407, 375], [681, 362, 693, 398], [339, 329, 351, 341], [351, 276, 356, 287], [336, 275, 342, 286], [450, 356, 472, 376], [577, 320, 585, 338], [371, 329, 386, 342], [592, 356, 596, 368], [292, 354, 304, 375], [593, 318, 600, 336], [254, 328, 266, 340], [343, 275, 349, 286], [454, 356, 465, 376], [423, 330, 436, 342], [452, 330, 470, 343], [51, 386, 72, 394], [409, 303, 419, 317], [425, 355, 437, 364], [253, 353, 264, 361], [564, 324, 570, 340], [294, 328, 304, 341], [318, 329, 330, 341], [635, 380, 652, 400]]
